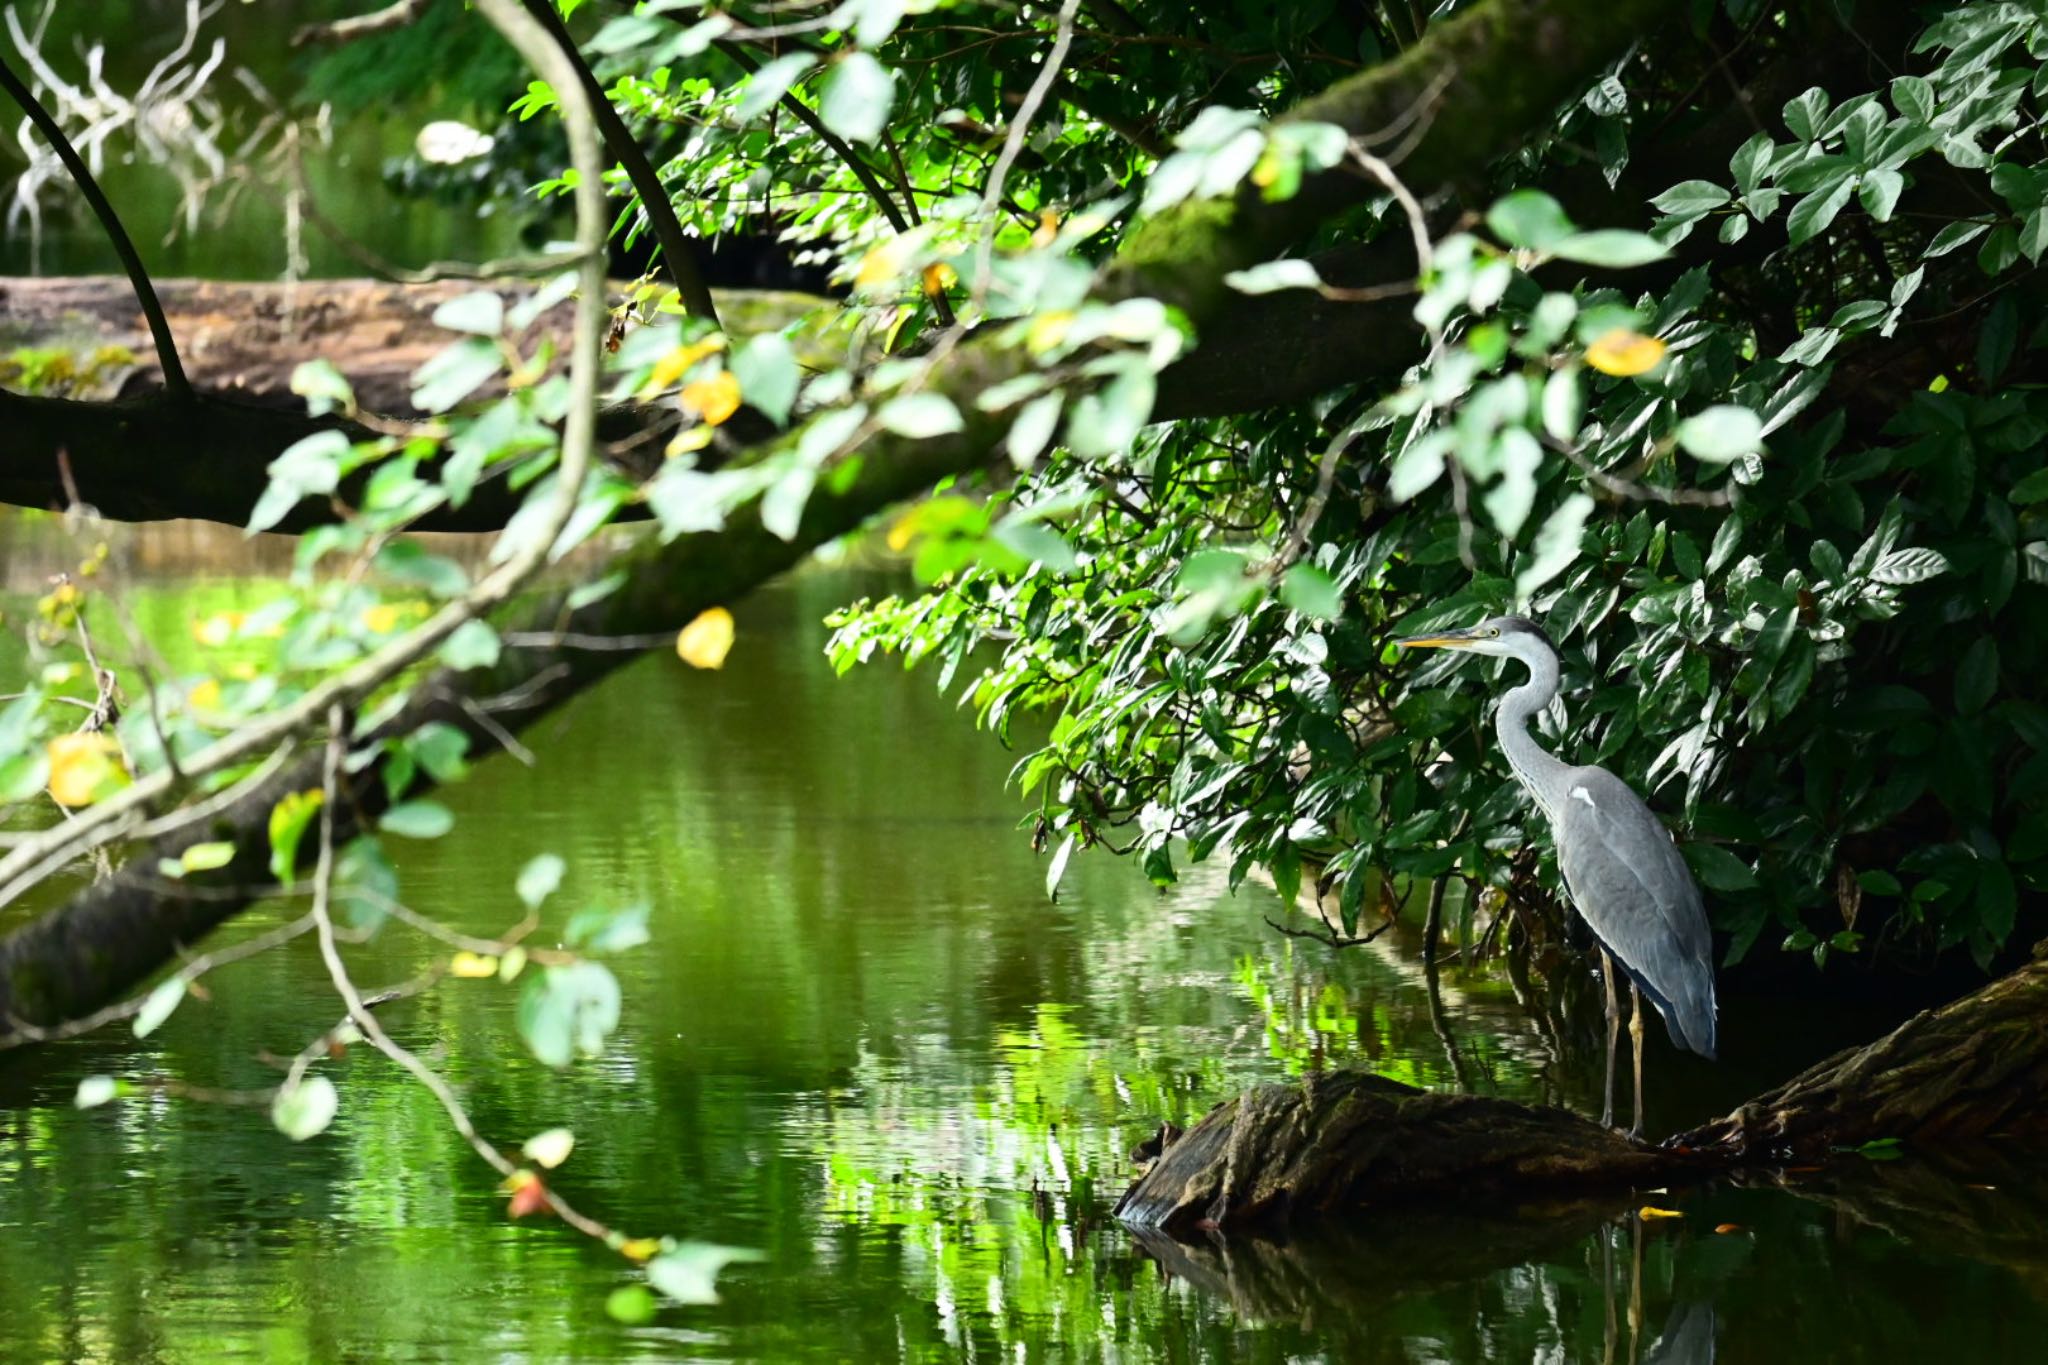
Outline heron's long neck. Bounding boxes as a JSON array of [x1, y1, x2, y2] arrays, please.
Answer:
[[1496, 643, 1572, 821]]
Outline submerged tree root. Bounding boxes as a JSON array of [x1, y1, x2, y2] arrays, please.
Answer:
[[1116, 953, 2048, 1236]]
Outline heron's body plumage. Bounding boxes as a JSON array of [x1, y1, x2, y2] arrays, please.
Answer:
[[1398, 613, 1719, 1131]]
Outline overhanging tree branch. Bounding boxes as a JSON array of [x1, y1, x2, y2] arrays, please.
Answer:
[[0, 0, 1676, 1030], [519, 0, 722, 326], [0, 53, 190, 399]]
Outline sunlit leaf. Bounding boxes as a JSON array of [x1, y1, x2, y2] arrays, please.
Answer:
[[267, 788, 326, 882], [75, 1075, 122, 1109], [680, 370, 742, 426], [132, 976, 187, 1039], [819, 52, 894, 143], [379, 800, 454, 839], [449, 951, 499, 978], [517, 853, 566, 910], [522, 1127, 576, 1169], [1584, 329, 1667, 377], [676, 607, 736, 669], [272, 1076, 339, 1141], [46, 732, 129, 808], [645, 1244, 766, 1305]]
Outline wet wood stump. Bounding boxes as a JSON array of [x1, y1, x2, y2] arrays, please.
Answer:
[[1117, 952, 2048, 1235]]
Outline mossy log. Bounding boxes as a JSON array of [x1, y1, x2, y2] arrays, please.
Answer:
[[1117, 954, 2048, 1236]]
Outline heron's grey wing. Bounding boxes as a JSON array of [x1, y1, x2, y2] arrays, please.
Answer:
[[1553, 767, 1717, 1058]]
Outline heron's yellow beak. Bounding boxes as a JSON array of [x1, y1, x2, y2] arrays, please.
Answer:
[[1396, 628, 1484, 650]]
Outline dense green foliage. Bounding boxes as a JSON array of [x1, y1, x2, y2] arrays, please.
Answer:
[[806, 0, 2048, 974]]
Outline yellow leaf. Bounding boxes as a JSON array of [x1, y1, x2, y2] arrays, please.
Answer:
[[857, 232, 922, 289], [499, 945, 529, 982], [645, 334, 727, 392], [665, 424, 715, 459], [187, 678, 223, 712], [46, 732, 128, 808], [1027, 309, 1076, 354], [886, 514, 918, 553], [921, 261, 958, 298], [362, 603, 404, 633], [192, 611, 246, 647], [1586, 329, 1667, 377], [1637, 1205, 1685, 1221], [680, 370, 742, 426], [676, 607, 736, 670], [620, 1237, 662, 1263], [449, 951, 500, 978]]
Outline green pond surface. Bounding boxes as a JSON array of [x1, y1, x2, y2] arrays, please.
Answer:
[[1, 559, 2045, 1362]]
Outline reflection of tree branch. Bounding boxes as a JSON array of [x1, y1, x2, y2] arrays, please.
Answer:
[[0, 53, 190, 397]]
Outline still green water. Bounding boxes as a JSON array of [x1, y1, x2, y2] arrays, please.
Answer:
[[1, 563, 2046, 1362]]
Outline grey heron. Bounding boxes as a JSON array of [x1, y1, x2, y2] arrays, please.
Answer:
[[1397, 615, 1716, 1136]]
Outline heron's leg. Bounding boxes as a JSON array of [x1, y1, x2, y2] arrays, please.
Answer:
[[1599, 948, 1620, 1128], [1628, 979, 1647, 1139]]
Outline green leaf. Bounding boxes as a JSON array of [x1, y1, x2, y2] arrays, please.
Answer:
[[1857, 869, 1903, 895], [877, 392, 964, 438], [1869, 547, 1951, 585], [1548, 231, 1667, 268], [1786, 178, 1855, 246], [517, 853, 566, 910], [272, 1076, 339, 1142], [819, 52, 894, 143], [179, 841, 236, 874], [1516, 494, 1594, 598], [1280, 564, 1343, 621], [411, 337, 504, 413], [1890, 75, 1935, 125], [1684, 843, 1758, 891], [441, 618, 502, 671], [1858, 168, 1904, 223], [646, 1244, 766, 1306], [738, 53, 817, 121], [1783, 87, 1829, 141], [335, 837, 398, 932], [1005, 392, 1063, 470], [131, 976, 186, 1039], [1676, 405, 1765, 463], [1487, 190, 1576, 249], [268, 789, 325, 884], [431, 290, 505, 336], [2009, 468, 2048, 505], [517, 962, 622, 1068], [730, 332, 800, 426], [290, 359, 354, 416], [565, 903, 652, 954], [379, 800, 455, 839], [1649, 180, 1732, 221], [1045, 832, 1075, 900], [1955, 637, 1999, 715], [1222, 259, 1322, 293], [606, 1286, 658, 1325], [75, 1075, 122, 1109]]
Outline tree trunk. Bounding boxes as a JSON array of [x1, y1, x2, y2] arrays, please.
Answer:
[[1116, 951, 2048, 1236]]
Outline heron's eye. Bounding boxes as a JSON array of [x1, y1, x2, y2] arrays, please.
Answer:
[[1487, 627, 1501, 637]]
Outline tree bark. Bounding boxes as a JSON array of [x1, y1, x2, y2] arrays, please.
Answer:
[[1115, 951, 2048, 1237]]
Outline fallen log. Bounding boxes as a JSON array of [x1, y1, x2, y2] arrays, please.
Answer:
[[1116, 950, 2048, 1236]]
